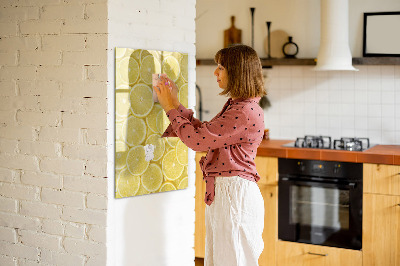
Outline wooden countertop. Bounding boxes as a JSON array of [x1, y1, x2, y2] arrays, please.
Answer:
[[256, 139, 400, 165]]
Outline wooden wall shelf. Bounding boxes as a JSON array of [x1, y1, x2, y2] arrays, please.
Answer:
[[196, 57, 400, 67]]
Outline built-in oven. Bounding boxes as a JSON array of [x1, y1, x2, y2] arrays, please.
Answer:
[[278, 158, 363, 250]]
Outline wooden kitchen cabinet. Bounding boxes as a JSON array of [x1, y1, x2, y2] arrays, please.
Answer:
[[276, 241, 362, 266], [255, 156, 278, 186], [195, 152, 207, 258], [363, 193, 400, 266], [258, 184, 278, 266], [364, 163, 400, 196], [363, 162, 400, 266]]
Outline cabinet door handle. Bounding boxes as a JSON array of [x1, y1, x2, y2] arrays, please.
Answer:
[[307, 252, 328, 256], [397, 204, 400, 207]]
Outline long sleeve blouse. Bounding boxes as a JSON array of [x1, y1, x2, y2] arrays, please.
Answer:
[[161, 97, 265, 205]]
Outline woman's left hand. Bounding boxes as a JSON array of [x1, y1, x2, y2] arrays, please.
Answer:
[[154, 78, 175, 113]]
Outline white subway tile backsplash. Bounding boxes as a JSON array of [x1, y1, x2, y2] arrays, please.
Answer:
[[381, 66, 395, 77], [368, 117, 382, 131], [382, 90, 395, 104], [368, 91, 382, 105], [197, 65, 400, 144], [368, 130, 382, 143], [316, 103, 330, 116], [316, 89, 329, 103], [342, 128, 355, 137], [355, 104, 368, 117], [382, 105, 395, 118], [355, 116, 368, 130], [367, 104, 382, 118], [382, 117, 396, 131]]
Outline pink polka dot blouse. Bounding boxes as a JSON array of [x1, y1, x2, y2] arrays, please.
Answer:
[[161, 97, 265, 205]]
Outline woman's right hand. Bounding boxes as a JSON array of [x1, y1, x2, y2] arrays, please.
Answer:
[[161, 76, 180, 108]]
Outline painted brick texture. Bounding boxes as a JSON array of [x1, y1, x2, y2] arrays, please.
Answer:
[[0, 0, 108, 265]]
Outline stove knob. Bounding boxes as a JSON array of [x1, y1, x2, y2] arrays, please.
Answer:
[[334, 164, 341, 174]]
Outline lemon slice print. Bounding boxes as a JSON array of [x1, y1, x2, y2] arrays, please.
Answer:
[[145, 134, 165, 161], [178, 83, 188, 108], [118, 57, 140, 86], [115, 121, 125, 142], [180, 54, 188, 81], [116, 48, 126, 59], [126, 145, 149, 175], [159, 182, 176, 192], [141, 163, 163, 192], [116, 168, 141, 198], [162, 56, 180, 82], [162, 149, 184, 181], [129, 84, 154, 118], [165, 137, 179, 148], [115, 140, 129, 170], [145, 104, 162, 133], [140, 50, 151, 62], [178, 176, 188, 189], [140, 55, 161, 85], [115, 85, 131, 122], [176, 140, 188, 165], [156, 110, 170, 134], [126, 49, 142, 62], [121, 116, 146, 146]]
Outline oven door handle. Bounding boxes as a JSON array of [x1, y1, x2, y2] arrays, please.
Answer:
[[280, 177, 357, 189]]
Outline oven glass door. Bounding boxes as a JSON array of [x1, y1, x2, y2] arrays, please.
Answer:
[[278, 177, 362, 250]]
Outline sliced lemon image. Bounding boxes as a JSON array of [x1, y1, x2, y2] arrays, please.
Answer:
[[162, 56, 180, 82], [181, 54, 188, 81], [125, 49, 142, 62], [141, 163, 163, 192], [115, 140, 129, 170], [178, 176, 188, 189], [176, 140, 188, 165], [116, 168, 141, 198], [179, 83, 188, 108], [115, 85, 131, 122], [148, 50, 161, 60], [115, 121, 127, 142], [118, 57, 139, 86], [145, 104, 162, 133], [126, 145, 150, 175], [174, 76, 185, 90], [116, 48, 126, 59], [145, 134, 165, 162], [129, 83, 154, 118], [162, 149, 184, 181], [121, 116, 146, 146], [156, 110, 171, 134], [140, 55, 161, 85], [165, 137, 179, 148], [159, 182, 177, 192], [140, 50, 151, 62]]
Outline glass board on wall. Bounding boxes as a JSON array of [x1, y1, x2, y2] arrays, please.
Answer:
[[115, 48, 189, 198]]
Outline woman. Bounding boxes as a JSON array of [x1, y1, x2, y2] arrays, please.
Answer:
[[155, 44, 266, 266]]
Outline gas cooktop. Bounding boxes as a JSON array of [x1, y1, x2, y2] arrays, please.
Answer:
[[282, 135, 375, 151]]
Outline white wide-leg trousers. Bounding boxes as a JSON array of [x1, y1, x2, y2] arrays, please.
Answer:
[[205, 176, 265, 266]]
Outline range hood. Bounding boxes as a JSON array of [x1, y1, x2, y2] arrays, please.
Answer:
[[314, 0, 358, 71]]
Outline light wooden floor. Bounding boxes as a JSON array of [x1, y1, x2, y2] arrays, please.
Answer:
[[195, 257, 204, 266]]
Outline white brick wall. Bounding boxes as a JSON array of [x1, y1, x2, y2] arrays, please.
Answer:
[[0, 0, 108, 265]]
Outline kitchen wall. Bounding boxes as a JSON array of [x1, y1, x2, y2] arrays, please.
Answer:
[[196, 0, 400, 145], [0, 0, 108, 265], [107, 1, 196, 266]]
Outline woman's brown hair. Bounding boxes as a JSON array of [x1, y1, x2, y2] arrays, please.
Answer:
[[214, 44, 266, 99]]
